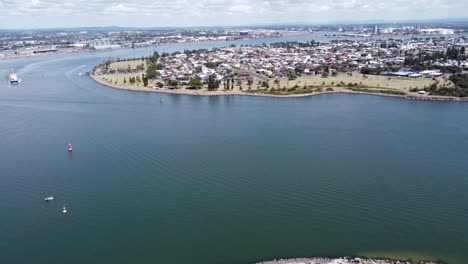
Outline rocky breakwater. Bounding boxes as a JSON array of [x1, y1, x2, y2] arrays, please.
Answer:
[[257, 257, 446, 264]]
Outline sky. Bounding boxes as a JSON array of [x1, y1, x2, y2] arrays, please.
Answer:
[[0, 0, 467, 29]]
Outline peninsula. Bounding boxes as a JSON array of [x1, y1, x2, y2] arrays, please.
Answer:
[[91, 37, 468, 100]]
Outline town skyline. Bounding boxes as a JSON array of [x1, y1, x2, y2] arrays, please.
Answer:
[[0, 0, 467, 29]]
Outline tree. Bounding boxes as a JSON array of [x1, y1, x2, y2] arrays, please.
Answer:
[[155, 63, 164, 70], [449, 73, 468, 89], [148, 51, 160, 64], [188, 77, 203, 89], [205, 62, 217, 69], [168, 80, 180, 87], [146, 64, 159, 79], [207, 74, 219, 91], [104, 60, 111, 70], [136, 64, 144, 71], [287, 71, 297, 80], [142, 75, 148, 87], [360, 67, 383, 75]]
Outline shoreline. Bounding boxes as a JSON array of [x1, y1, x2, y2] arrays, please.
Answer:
[[257, 257, 446, 264], [90, 73, 468, 102]]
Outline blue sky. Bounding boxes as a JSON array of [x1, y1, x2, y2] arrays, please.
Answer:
[[0, 0, 466, 29]]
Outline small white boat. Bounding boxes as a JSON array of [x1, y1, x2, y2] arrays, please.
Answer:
[[62, 205, 67, 214], [44, 196, 54, 202], [9, 70, 19, 85], [78, 72, 83, 76]]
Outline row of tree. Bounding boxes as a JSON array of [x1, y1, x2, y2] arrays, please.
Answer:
[[187, 75, 232, 90], [360, 67, 384, 75], [124, 74, 149, 87], [404, 47, 466, 68]]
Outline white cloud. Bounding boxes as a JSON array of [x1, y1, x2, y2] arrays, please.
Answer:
[[0, 0, 466, 28], [103, 4, 137, 15], [229, 4, 252, 13]]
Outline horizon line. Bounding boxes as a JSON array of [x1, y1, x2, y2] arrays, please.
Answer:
[[1, 18, 468, 31]]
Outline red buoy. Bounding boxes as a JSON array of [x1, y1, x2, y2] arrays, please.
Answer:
[[68, 144, 73, 152]]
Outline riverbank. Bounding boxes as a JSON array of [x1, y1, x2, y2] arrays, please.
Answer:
[[90, 73, 468, 102], [257, 257, 445, 264]]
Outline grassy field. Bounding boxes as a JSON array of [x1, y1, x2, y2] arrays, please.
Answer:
[[256, 73, 443, 94], [107, 59, 146, 70]]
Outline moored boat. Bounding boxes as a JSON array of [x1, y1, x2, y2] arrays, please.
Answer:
[[44, 196, 54, 202]]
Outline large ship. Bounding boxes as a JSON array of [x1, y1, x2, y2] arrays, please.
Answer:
[[9, 70, 19, 84]]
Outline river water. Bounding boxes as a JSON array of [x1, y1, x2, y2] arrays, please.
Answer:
[[1, 35, 468, 264]]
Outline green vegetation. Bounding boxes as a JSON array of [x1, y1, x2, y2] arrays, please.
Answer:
[[167, 80, 180, 87], [204, 62, 217, 69], [207, 74, 220, 91], [349, 87, 406, 95], [146, 63, 159, 79], [449, 73, 468, 89], [155, 63, 164, 70], [148, 51, 160, 64], [142, 74, 148, 87], [429, 73, 468, 97], [136, 64, 144, 71], [287, 71, 297, 80], [246, 85, 323, 95], [360, 67, 384, 75], [187, 77, 203, 89], [404, 47, 466, 71]]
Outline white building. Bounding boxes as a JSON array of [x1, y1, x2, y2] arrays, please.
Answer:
[[420, 28, 455, 35]]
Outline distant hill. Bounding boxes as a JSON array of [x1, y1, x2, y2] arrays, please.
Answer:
[[0, 18, 467, 32]]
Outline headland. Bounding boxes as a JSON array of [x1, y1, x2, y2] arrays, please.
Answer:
[[90, 37, 468, 101]]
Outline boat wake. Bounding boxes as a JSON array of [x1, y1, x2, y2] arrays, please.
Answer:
[[71, 65, 87, 71]]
